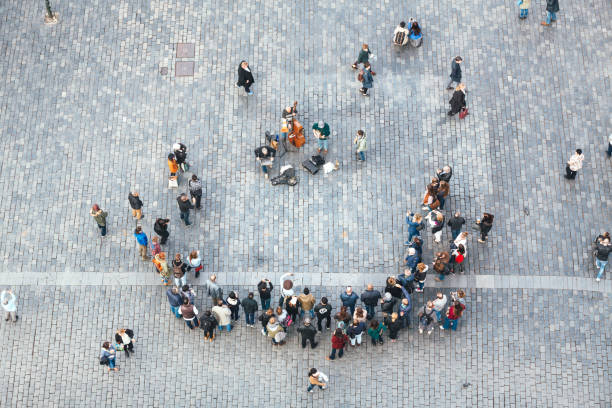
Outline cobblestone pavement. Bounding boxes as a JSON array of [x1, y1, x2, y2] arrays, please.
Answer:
[[0, 0, 611, 406], [0, 285, 610, 407]]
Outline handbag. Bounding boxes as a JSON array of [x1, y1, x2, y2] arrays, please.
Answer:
[[459, 107, 469, 119], [168, 177, 178, 189]]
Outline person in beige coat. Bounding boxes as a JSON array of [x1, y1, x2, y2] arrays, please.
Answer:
[[298, 288, 315, 319], [565, 149, 584, 180], [212, 300, 232, 332]]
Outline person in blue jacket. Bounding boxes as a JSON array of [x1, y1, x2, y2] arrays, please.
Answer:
[[405, 212, 423, 245], [340, 286, 359, 315], [133, 226, 150, 261]]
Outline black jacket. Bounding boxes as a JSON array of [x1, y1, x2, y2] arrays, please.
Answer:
[[479, 220, 493, 234], [449, 90, 466, 114], [450, 60, 462, 82], [154, 219, 169, 235], [381, 298, 397, 314], [128, 194, 143, 210], [361, 290, 382, 306], [297, 324, 317, 340], [257, 281, 273, 300], [432, 216, 445, 234], [436, 167, 453, 182], [595, 244, 612, 261], [241, 297, 259, 313], [546, 0, 559, 12], [385, 285, 403, 299], [174, 143, 187, 164], [258, 313, 273, 327], [385, 317, 402, 337], [114, 329, 134, 345], [177, 196, 194, 212], [201, 315, 218, 331], [447, 216, 465, 231], [237, 64, 254, 86], [254, 146, 276, 159], [314, 303, 332, 318]]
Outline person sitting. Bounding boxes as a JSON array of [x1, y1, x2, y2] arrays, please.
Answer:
[[408, 18, 423, 47], [254, 145, 276, 179], [393, 22, 409, 46]]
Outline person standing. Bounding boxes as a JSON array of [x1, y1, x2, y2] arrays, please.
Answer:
[[398, 297, 411, 329], [298, 288, 316, 319], [518, 0, 531, 19], [166, 287, 183, 318], [476, 213, 494, 243], [236, 61, 255, 95], [347, 320, 366, 347], [90, 204, 108, 237], [297, 318, 318, 349], [441, 300, 465, 331], [153, 252, 170, 285], [448, 83, 467, 116], [180, 284, 196, 306], [188, 175, 203, 210], [187, 250, 202, 279], [128, 192, 143, 220], [212, 300, 232, 332], [340, 286, 359, 315], [384, 313, 402, 342], [307, 368, 328, 393], [114, 329, 135, 358], [179, 298, 199, 329], [204, 275, 223, 306], [167, 153, 179, 181], [437, 181, 450, 210], [201, 311, 218, 341], [266, 317, 285, 345], [427, 210, 445, 243], [154, 218, 170, 245], [594, 237, 611, 282], [447, 211, 466, 240], [314, 297, 332, 332], [541, 0, 560, 26], [351, 43, 372, 69], [361, 284, 382, 319], [241, 292, 258, 327], [312, 122, 331, 155], [150, 236, 161, 257], [176, 194, 194, 226], [405, 212, 423, 245], [226, 291, 241, 322], [367, 319, 386, 346], [353, 130, 367, 161], [417, 301, 437, 335], [414, 263, 428, 293], [173, 143, 188, 172], [172, 253, 188, 287], [1, 289, 17, 322], [257, 279, 273, 310], [326, 328, 348, 360], [259, 308, 274, 335], [446, 56, 463, 90], [100, 342, 118, 372], [334, 306, 352, 332], [359, 62, 374, 96], [432, 292, 448, 322], [564, 149, 584, 179], [133, 226, 150, 261]]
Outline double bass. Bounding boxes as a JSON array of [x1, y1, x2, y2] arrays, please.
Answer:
[[288, 118, 305, 148]]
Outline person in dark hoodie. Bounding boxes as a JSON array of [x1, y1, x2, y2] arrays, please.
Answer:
[[241, 292, 259, 327], [448, 83, 467, 116], [446, 56, 463, 90], [236, 60, 255, 95], [361, 284, 382, 320], [380, 293, 397, 315], [154, 218, 170, 245], [347, 319, 366, 347], [297, 318, 318, 349], [384, 313, 402, 342], [258, 308, 274, 336], [176, 194, 194, 226], [128, 191, 143, 220], [476, 213, 494, 243], [172, 143, 188, 172], [340, 286, 359, 315], [447, 211, 466, 240], [435, 165, 453, 182], [257, 279, 274, 310], [314, 297, 332, 332], [200, 311, 217, 342], [226, 291, 241, 321]]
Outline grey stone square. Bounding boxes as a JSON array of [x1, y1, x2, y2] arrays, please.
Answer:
[[176, 43, 195, 58], [175, 61, 194, 77]]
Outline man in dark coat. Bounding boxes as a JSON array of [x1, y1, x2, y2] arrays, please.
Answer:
[[236, 60, 255, 95], [360, 284, 382, 320], [128, 192, 143, 220], [446, 56, 463, 90], [541, 0, 559, 26], [296, 318, 318, 349], [154, 218, 170, 244], [176, 194, 194, 226]]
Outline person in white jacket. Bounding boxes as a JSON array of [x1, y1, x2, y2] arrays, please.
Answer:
[[212, 301, 232, 332], [393, 22, 409, 46], [564, 149, 584, 179], [431, 292, 448, 322], [279, 273, 300, 307]]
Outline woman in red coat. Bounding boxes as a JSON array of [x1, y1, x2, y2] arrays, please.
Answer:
[[326, 328, 348, 360]]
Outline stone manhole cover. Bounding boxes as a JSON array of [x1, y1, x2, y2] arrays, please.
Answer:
[[175, 61, 194, 77], [176, 43, 195, 58]]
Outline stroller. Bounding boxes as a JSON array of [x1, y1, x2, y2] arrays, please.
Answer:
[[271, 165, 299, 186]]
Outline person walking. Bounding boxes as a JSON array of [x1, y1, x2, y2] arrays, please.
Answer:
[[241, 292, 259, 327], [236, 61, 255, 95], [314, 297, 332, 332], [150, 236, 161, 257], [212, 300, 232, 332], [351, 43, 372, 69], [384, 313, 402, 342], [417, 301, 437, 335], [441, 300, 465, 331], [259, 308, 274, 335], [257, 279, 273, 310], [1, 289, 17, 322], [153, 252, 170, 285], [154, 218, 170, 245], [326, 328, 348, 360], [312, 122, 331, 155], [446, 56, 463, 90], [447, 211, 466, 240], [340, 286, 359, 315], [405, 212, 423, 245], [414, 263, 428, 292], [285, 296, 300, 324], [427, 210, 445, 243], [405, 247, 420, 273], [367, 319, 386, 346], [204, 275, 223, 306], [201, 311, 218, 341], [448, 83, 467, 116], [380, 292, 397, 315], [359, 62, 374, 96], [133, 226, 150, 261], [226, 291, 241, 321], [90, 204, 108, 237], [361, 284, 382, 319], [114, 328, 135, 358], [166, 287, 183, 318], [476, 213, 494, 243], [128, 191, 143, 220], [398, 297, 411, 329], [518, 0, 531, 19], [541, 0, 560, 26], [307, 368, 328, 393], [186, 250, 202, 279], [176, 194, 194, 226], [564, 149, 584, 179], [437, 181, 450, 210], [594, 237, 611, 282], [298, 288, 315, 319], [188, 175, 203, 210], [172, 253, 188, 287], [179, 298, 199, 329], [353, 130, 367, 161], [347, 320, 366, 347], [180, 284, 196, 306], [432, 292, 448, 321], [100, 342, 118, 372], [266, 317, 286, 345], [297, 318, 318, 349]]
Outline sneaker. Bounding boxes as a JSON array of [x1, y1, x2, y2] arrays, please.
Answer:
[[264, 174, 269, 179], [427, 329, 433, 335], [419, 328, 423, 334], [446, 86, 453, 90], [308, 390, 314, 393], [235, 82, 239, 88], [440, 325, 445, 330], [478, 239, 486, 243], [261, 329, 266, 335], [596, 278, 601, 282], [322, 386, 327, 390], [312, 343, 318, 349], [247, 91, 253, 95], [204, 335, 209, 340], [541, 21, 550, 26]]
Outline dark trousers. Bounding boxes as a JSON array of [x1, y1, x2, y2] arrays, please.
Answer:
[[244, 83, 252, 92], [261, 298, 271, 311], [329, 347, 344, 360], [123, 341, 134, 356], [245, 312, 255, 325], [190, 193, 202, 209], [180, 210, 191, 225], [607, 142, 612, 156], [229, 307, 239, 321], [301, 336, 317, 348], [365, 304, 376, 319], [184, 317, 199, 329], [204, 326, 215, 338], [157, 230, 169, 244], [317, 315, 331, 331], [361, 87, 369, 94], [565, 165, 577, 179], [98, 224, 107, 236]]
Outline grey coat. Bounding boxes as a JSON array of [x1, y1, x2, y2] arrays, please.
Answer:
[[546, 0, 559, 12]]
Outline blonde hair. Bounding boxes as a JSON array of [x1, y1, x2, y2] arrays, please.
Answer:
[[456, 83, 466, 91], [414, 213, 422, 222]]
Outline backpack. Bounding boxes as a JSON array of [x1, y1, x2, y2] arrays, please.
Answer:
[[415, 221, 425, 231], [99, 355, 109, 365], [283, 314, 293, 327], [394, 31, 406, 45], [419, 310, 433, 326]]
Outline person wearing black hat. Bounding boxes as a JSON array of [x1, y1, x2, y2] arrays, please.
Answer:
[[297, 318, 318, 349]]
